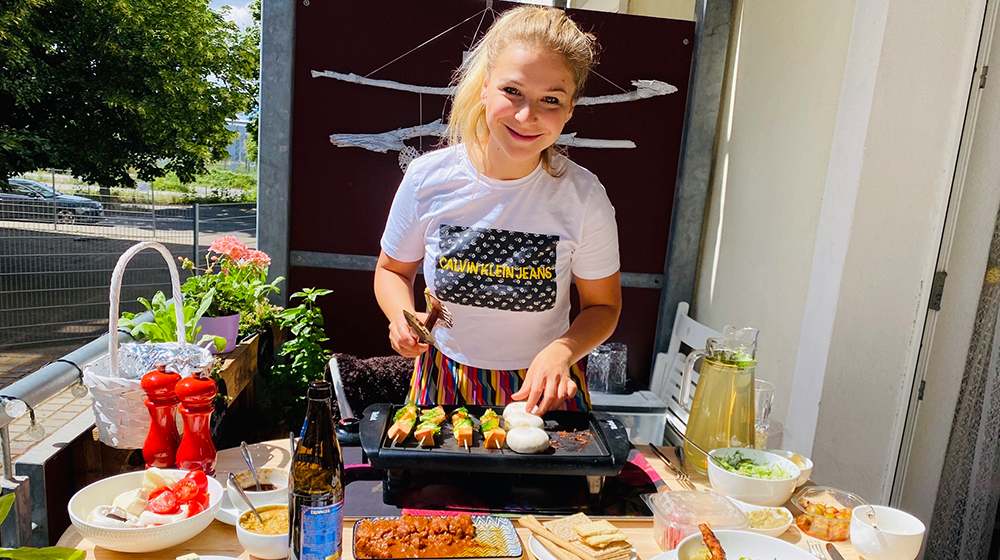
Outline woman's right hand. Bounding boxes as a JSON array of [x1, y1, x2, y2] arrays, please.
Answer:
[[388, 310, 430, 358]]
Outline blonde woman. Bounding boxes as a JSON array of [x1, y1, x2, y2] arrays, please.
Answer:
[[375, 6, 621, 415]]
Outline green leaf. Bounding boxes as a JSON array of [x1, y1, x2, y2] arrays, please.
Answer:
[[0, 492, 15, 524], [0, 547, 86, 560]]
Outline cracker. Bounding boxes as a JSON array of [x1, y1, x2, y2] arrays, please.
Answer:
[[581, 534, 629, 548], [574, 520, 620, 538]]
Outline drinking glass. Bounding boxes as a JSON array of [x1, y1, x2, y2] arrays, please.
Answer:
[[754, 379, 775, 449], [587, 342, 627, 393]]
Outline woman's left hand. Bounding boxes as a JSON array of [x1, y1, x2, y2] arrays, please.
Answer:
[[512, 344, 577, 416]]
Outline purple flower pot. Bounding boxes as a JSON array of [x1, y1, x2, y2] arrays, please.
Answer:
[[198, 313, 241, 354]]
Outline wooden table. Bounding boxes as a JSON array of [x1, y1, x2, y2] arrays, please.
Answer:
[[57, 441, 862, 559]]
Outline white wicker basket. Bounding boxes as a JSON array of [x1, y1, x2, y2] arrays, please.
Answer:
[[83, 241, 186, 449]]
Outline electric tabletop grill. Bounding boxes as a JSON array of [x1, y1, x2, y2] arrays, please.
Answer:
[[359, 403, 631, 507]]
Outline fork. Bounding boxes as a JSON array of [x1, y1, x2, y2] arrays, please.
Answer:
[[649, 444, 696, 490], [424, 288, 454, 329], [807, 540, 827, 559]]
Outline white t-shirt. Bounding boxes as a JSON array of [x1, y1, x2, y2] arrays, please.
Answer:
[[380, 145, 620, 369]]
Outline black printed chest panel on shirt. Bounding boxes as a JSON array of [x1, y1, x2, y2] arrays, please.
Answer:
[[435, 224, 558, 312]]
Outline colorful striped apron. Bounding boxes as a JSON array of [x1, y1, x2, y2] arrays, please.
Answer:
[[407, 345, 591, 411]]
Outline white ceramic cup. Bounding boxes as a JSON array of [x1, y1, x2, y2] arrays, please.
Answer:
[[850, 505, 925, 560]]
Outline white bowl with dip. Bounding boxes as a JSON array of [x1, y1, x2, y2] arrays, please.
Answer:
[[767, 449, 814, 488], [730, 499, 793, 537], [236, 503, 290, 559], [226, 466, 289, 509]]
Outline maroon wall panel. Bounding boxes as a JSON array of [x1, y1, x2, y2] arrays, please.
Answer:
[[288, 1, 695, 383]]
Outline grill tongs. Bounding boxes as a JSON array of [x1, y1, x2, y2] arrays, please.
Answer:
[[403, 288, 453, 345]]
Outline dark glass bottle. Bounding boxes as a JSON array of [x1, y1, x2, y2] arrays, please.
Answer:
[[290, 380, 344, 560]]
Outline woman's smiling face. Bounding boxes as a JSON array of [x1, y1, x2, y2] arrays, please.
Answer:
[[480, 43, 576, 180]]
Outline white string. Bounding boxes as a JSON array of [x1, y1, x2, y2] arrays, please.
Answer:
[[591, 69, 630, 94], [365, 9, 488, 78]]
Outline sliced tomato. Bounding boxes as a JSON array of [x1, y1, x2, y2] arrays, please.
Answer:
[[172, 478, 200, 503], [186, 499, 205, 518], [147, 488, 179, 514], [183, 470, 209, 493], [191, 491, 210, 511]]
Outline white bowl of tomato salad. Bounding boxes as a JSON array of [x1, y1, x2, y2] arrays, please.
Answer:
[[68, 468, 223, 553]]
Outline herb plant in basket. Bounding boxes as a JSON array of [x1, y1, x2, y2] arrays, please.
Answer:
[[179, 236, 283, 353], [119, 290, 226, 351]]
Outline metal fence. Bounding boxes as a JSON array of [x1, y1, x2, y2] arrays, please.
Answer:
[[0, 200, 257, 349]]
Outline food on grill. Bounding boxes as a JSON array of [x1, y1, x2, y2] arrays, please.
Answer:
[[505, 411, 545, 431], [419, 405, 447, 425], [387, 405, 418, 444], [506, 426, 550, 454], [354, 514, 478, 559], [503, 401, 529, 418], [452, 408, 474, 448], [479, 409, 507, 449], [414, 421, 441, 446]]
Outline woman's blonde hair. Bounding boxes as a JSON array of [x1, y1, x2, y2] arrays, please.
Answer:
[[446, 6, 596, 177]]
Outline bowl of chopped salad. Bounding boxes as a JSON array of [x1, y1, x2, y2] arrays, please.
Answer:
[[707, 448, 800, 507]]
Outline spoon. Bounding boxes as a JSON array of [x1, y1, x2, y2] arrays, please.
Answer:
[[228, 472, 263, 525], [240, 441, 262, 491], [866, 504, 882, 533]]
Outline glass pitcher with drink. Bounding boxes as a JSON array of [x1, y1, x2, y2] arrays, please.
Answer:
[[679, 326, 759, 474]]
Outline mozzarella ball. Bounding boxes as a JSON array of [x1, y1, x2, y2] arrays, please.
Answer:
[[506, 427, 550, 454], [504, 411, 545, 431], [503, 401, 528, 419]]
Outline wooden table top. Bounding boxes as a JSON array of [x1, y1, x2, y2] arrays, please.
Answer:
[[57, 440, 861, 560]]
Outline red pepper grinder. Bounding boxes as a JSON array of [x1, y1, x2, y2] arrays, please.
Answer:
[[140, 366, 181, 469], [174, 372, 218, 475]]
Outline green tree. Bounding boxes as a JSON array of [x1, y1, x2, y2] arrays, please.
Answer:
[[0, 0, 257, 188], [240, 0, 261, 163]]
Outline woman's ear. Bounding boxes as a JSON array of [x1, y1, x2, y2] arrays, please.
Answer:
[[565, 101, 575, 123], [481, 77, 489, 103]]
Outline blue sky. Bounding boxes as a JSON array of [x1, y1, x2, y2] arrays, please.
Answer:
[[210, 0, 254, 29]]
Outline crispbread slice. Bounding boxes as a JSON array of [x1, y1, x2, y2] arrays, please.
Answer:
[[574, 520, 620, 538], [541, 514, 631, 558], [581, 533, 629, 548]]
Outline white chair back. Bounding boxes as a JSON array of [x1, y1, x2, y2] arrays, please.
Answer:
[[650, 302, 722, 429]]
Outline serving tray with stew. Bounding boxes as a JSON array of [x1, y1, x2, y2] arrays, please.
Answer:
[[359, 403, 630, 476], [352, 515, 523, 559]]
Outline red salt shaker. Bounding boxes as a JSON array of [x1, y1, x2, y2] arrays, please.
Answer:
[[140, 365, 181, 469], [174, 372, 218, 475]]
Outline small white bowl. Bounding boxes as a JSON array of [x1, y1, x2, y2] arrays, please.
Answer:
[[707, 447, 800, 507], [227, 466, 289, 509], [68, 469, 223, 553], [675, 529, 815, 560], [850, 505, 925, 560], [731, 499, 793, 537], [767, 449, 814, 488], [236, 504, 290, 560]]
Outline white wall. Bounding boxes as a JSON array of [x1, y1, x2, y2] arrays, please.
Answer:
[[695, 0, 985, 502], [899, 1, 1000, 525], [695, 0, 857, 427], [569, 0, 696, 21]]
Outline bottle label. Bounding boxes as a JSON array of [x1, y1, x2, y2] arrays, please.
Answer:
[[298, 500, 344, 560]]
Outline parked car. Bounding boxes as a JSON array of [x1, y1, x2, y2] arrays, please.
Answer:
[[0, 178, 105, 223]]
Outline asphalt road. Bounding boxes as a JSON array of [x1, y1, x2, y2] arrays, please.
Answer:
[[0, 204, 257, 350]]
